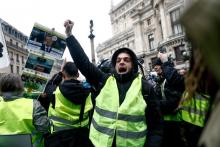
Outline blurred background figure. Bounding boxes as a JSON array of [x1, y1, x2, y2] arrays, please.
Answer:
[[179, 0, 220, 146], [146, 71, 158, 87], [178, 68, 187, 76], [97, 58, 112, 74], [152, 54, 185, 147]]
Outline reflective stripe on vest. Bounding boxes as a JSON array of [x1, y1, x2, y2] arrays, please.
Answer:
[[90, 74, 147, 147], [181, 92, 210, 127], [48, 87, 93, 133], [0, 97, 44, 147]]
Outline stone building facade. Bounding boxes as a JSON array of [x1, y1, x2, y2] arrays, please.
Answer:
[[97, 0, 191, 74], [0, 18, 29, 74]]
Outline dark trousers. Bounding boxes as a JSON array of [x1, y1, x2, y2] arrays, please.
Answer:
[[161, 121, 187, 147], [44, 127, 93, 147], [182, 122, 203, 147]]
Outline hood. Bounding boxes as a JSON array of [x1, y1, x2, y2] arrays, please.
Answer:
[[59, 79, 90, 104], [111, 47, 139, 74]]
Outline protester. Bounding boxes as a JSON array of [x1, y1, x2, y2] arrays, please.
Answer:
[[64, 20, 163, 147], [153, 53, 186, 147], [44, 62, 93, 147], [178, 0, 220, 146], [0, 73, 50, 147], [178, 49, 215, 147]]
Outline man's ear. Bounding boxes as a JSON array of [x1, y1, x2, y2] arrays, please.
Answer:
[[61, 71, 66, 79]]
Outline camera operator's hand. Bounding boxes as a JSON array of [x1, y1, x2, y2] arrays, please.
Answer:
[[158, 52, 168, 63], [64, 20, 74, 37]]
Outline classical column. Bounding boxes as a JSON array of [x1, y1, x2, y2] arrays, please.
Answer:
[[88, 20, 96, 64], [133, 18, 146, 53], [159, 1, 168, 39]]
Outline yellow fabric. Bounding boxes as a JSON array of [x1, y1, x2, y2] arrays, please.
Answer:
[[90, 74, 147, 147], [0, 97, 44, 147], [48, 87, 93, 132]]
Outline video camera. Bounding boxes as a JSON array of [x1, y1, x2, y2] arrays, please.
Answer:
[[157, 46, 175, 67]]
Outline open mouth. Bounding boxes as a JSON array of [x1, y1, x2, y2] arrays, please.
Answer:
[[119, 67, 127, 73]]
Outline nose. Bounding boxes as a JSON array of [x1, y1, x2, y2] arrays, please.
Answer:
[[119, 62, 125, 66], [119, 59, 127, 66]]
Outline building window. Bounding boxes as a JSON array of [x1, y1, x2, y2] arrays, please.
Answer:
[[9, 27, 12, 34], [170, 8, 183, 35], [9, 51, 13, 60], [148, 34, 155, 51], [11, 30, 14, 35], [15, 31, 18, 38], [10, 64, 13, 73], [24, 37, 28, 43], [16, 66, 19, 74], [22, 56, 24, 64], [147, 18, 151, 26], [16, 54, 19, 62], [10, 39, 13, 45], [174, 45, 185, 63]]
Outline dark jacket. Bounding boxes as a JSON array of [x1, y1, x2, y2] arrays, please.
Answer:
[[155, 62, 185, 114], [38, 72, 62, 111], [43, 73, 92, 147], [66, 35, 163, 147], [38, 72, 90, 111], [154, 62, 186, 147]]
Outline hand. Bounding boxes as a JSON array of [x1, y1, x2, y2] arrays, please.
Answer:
[[64, 20, 74, 37], [157, 52, 168, 63]]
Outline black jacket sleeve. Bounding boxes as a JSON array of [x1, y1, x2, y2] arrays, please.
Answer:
[[160, 86, 183, 114], [38, 72, 62, 111], [66, 35, 107, 88], [143, 79, 163, 147], [161, 62, 185, 92], [159, 62, 185, 114]]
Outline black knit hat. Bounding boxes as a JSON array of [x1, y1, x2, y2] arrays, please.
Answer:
[[152, 58, 163, 67], [111, 48, 138, 73]]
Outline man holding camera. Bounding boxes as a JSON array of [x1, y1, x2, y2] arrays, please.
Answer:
[[153, 52, 185, 147]]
